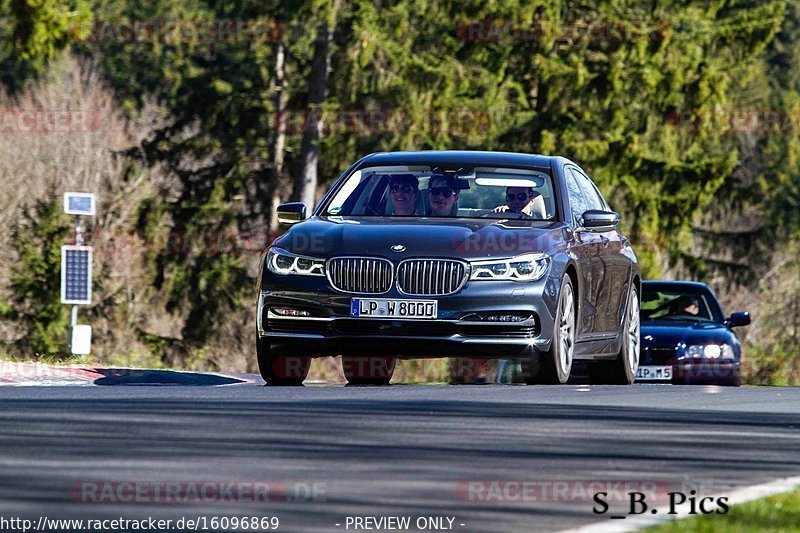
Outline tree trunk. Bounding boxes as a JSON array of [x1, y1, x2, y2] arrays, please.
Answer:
[[293, 1, 340, 210], [268, 39, 288, 231]]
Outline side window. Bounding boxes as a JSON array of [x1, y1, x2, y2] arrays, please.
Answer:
[[582, 173, 611, 211], [592, 183, 611, 211], [572, 168, 605, 211], [565, 168, 588, 227]]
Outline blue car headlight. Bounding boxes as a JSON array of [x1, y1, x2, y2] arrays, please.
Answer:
[[680, 344, 735, 360], [267, 247, 325, 276], [469, 253, 550, 282]]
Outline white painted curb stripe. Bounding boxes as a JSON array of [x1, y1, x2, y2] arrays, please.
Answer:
[[559, 475, 800, 533]]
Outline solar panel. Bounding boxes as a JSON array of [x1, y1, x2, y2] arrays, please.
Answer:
[[61, 246, 93, 304]]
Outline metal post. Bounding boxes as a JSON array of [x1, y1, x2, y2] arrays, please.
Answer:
[[69, 304, 78, 355], [69, 218, 82, 353], [75, 219, 84, 246]]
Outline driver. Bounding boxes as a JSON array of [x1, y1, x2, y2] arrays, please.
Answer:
[[493, 186, 541, 216], [671, 295, 700, 316], [681, 296, 700, 316], [427, 174, 459, 216]]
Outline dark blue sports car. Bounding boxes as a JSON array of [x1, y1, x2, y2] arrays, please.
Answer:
[[638, 280, 750, 386]]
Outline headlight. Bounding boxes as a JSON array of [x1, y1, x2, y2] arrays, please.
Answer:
[[266, 247, 325, 276], [469, 253, 550, 282], [682, 344, 735, 360]]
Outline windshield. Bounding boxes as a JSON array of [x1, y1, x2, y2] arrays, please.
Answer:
[[640, 287, 723, 323], [323, 165, 557, 220]]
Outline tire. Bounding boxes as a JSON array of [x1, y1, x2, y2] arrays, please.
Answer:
[[528, 276, 576, 384], [256, 336, 310, 386], [724, 374, 742, 387], [730, 368, 742, 387], [342, 355, 396, 385], [588, 285, 640, 385]]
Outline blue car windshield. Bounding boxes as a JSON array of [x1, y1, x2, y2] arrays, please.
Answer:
[[323, 165, 557, 220], [640, 289, 722, 323]]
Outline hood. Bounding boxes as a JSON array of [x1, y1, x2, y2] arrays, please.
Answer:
[[272, 216, 568, 261], [641, 320, 735, 347]]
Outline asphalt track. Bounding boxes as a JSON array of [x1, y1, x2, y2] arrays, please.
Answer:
[[0, 373, 799, 532]]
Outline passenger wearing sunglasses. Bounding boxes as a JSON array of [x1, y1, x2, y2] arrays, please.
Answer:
[[387, 174, 420, 216], [492, 186, 541, 217], [427, 174, 459, 217]]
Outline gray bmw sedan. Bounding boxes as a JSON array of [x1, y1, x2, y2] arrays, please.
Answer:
[[257, 151, 640, 385]]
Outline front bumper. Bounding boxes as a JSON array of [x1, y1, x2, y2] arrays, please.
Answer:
[[672, 360, 740, 384], [258, 271, 559, 359]]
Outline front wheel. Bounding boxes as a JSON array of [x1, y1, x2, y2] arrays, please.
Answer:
[[528, 276, 576, 384], [342, 356, 396, 385], [256, 337, 310, 386], [588, 285, 640, 385]]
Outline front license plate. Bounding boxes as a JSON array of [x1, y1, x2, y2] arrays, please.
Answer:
[[636, 366, 673, 381], [351, 298, 438, 320]]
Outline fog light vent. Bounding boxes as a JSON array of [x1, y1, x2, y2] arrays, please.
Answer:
[[271, 308, 310, 317], [462, 313, 532, 323]]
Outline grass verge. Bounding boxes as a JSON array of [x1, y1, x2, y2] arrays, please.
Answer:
[[644, 487, 800, 532]]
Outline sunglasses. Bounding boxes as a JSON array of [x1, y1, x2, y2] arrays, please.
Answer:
[[429, 187, 455, 197], [390, 185, 415, 194], [506, 192, 532, 202]]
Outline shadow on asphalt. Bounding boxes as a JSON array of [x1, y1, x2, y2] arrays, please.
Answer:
[[0, 399, 798, 461], [92, 369, 246, 386], [0, 395, 798, 532]]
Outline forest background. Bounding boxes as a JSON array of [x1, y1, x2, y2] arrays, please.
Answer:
[[1, 0, 799, 384]]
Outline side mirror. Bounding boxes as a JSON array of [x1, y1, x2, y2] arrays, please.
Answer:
[[277, 202, 307, 226], [582, 209, 620, 231], [726, 312, 751, 328]]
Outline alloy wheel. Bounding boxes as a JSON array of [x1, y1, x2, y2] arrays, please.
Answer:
[[627, 289, 640, 375], [558, 282, 575, 377]]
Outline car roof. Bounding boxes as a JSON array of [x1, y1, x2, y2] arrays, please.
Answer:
[[358, 150, 557, 170]]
